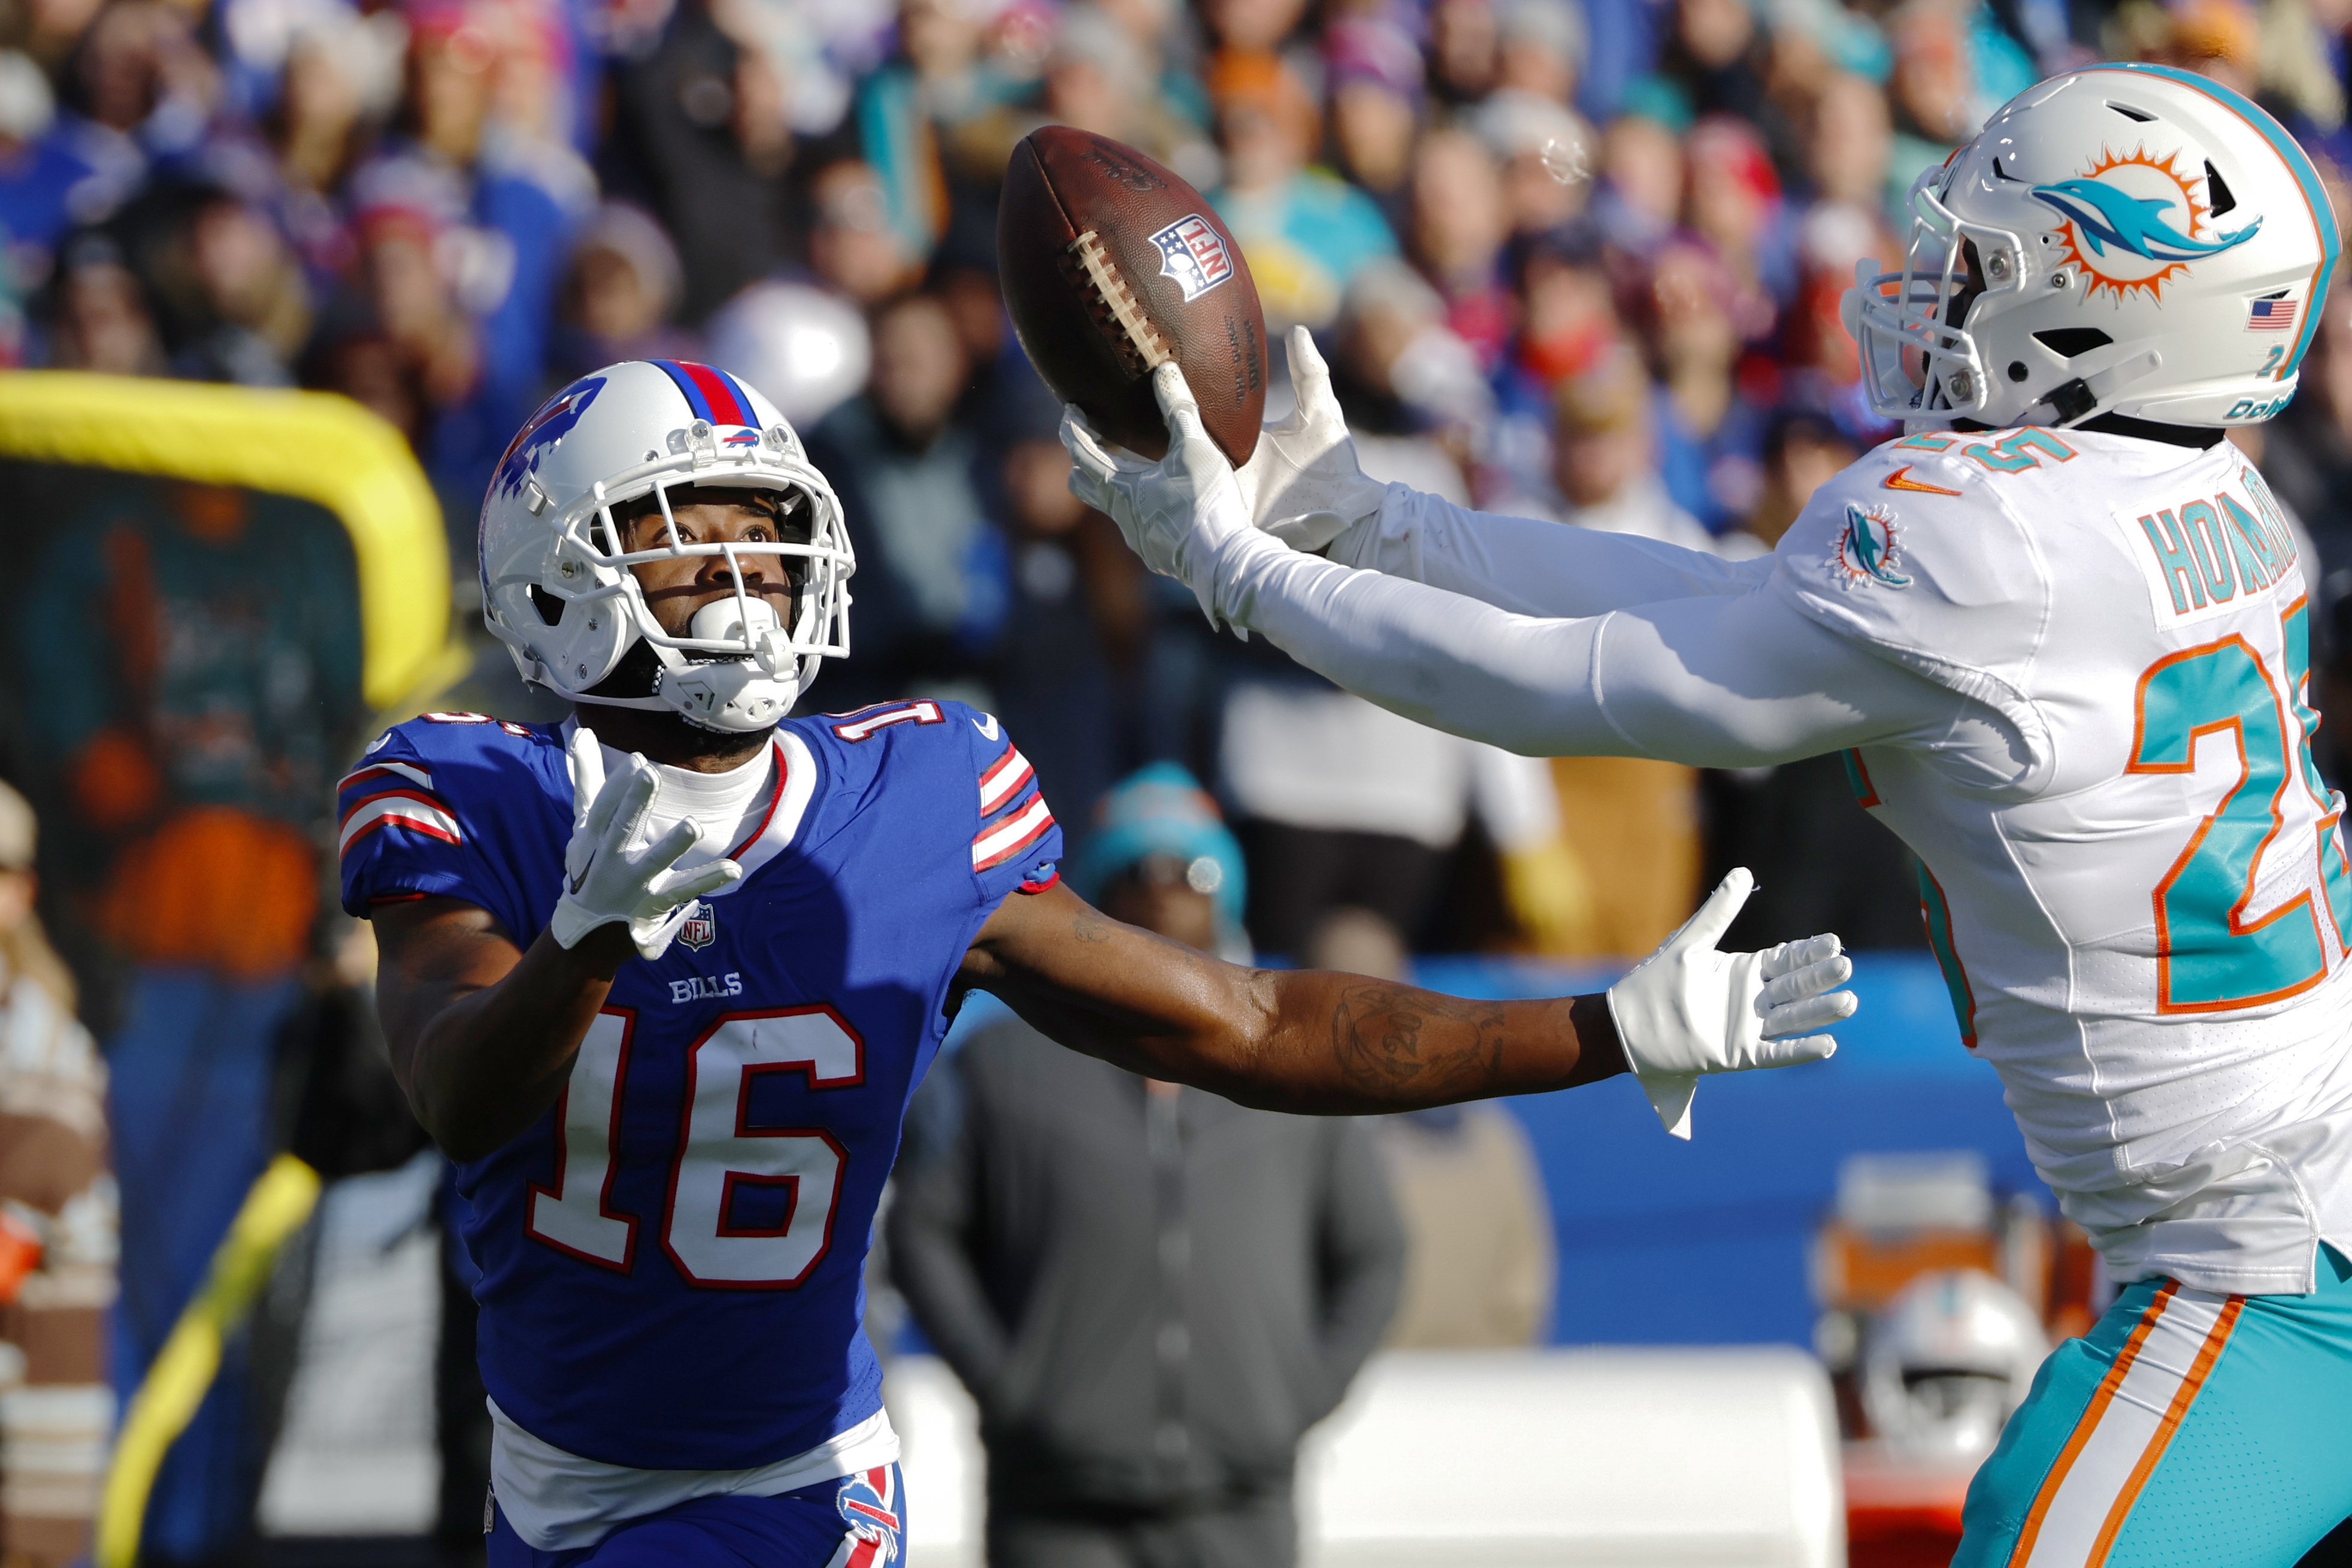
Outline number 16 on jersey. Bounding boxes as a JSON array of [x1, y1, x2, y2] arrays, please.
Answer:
[[527, 1006, 866, 1287]]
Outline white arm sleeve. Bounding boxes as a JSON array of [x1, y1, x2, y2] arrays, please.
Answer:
[[1214, 528, 2018, 774], [1327, 483, 1776, 618]]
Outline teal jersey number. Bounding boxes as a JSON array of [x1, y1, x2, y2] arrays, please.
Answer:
[[2282, 598, 2352, 946], [1917, 863, 1978, 1048], [2129, 632, 2343, 1012]]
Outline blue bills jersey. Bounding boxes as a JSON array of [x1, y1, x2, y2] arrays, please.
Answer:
[[336, 700, 1061, 1470]]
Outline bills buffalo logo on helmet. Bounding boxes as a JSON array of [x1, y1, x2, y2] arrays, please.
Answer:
[[1832, 503, 1911, 590], [493, 377, 607, 501], [1150, 215, 1234, 302]]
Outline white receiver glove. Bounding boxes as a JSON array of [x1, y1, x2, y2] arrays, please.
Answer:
[[1605, 868, 1855, 1140], [1063, 328, 1389, 562], [1241, 326, 1390, 553], [550, 727, 744, 961], [1064, 362, 1258, 626]]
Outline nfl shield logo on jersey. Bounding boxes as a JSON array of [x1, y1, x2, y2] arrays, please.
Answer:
[[829, 1466, 902, 1567], [678, 901, 718, 950], [1831, 503, 1911, 591], [1150, 216, 1235, 302]]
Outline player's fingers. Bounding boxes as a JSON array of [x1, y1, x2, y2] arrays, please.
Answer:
[[1061, 403, 1115, 465], [1060, 407, 1137, 513], [638, 815, 701, 874], [1748, 1031, 1840, 1068], [1151, 363, 1210, 450], [1758, 931, 1843, 980], [1759, 988, 1857, 1041], [657, 858, 743, 904], [1061, 406, 1110, 468], [1063, 443, 1113, 513], [1266, 326, 1313, 435], [605, 759, 661, 846], [1758, 952, 1853, 1010], [1669, 867, 1754, 953], [567, 727, 605, 826], [582, 752, 645, 842], [1287, 325, 1339, 420]]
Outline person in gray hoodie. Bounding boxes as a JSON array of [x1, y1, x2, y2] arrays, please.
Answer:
[[888, 765, 1407, 1568]]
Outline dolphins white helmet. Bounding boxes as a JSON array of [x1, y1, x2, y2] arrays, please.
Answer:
[[479, 359, 855, 732], [1846, 63, 2340, 430], [1860, 1269, 2050, 1459]]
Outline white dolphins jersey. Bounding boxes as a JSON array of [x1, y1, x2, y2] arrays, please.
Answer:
[[1776, 428, 2352, 1295]]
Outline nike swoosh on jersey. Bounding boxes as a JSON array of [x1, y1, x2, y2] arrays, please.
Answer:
[[971, 713, 1000, 740], [1884, 466, 1964, 497]]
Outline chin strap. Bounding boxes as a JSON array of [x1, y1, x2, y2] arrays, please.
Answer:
[[2033, 348, 2166, 428]]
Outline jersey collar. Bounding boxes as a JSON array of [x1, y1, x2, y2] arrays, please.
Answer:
[[712, 729, 814, 890]]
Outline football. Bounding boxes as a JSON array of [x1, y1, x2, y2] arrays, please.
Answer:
[[999, 127, 1266, 465]]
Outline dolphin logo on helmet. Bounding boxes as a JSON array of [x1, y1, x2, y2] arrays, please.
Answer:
[[1844, 63, 2339, 430], [2027, 177, 2260, 263]]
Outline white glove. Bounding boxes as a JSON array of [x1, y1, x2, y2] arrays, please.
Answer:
[[1605, 868, 1855, 1140], [1062, 327, 1389, 559], [1063, 361, 1258, 626], [550, 727, 743, 961], [1243, 326, 1390, 553]]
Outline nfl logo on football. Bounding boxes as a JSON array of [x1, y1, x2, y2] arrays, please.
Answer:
[[678, 901, 718, 951], [1150, 215, 1234, 303]]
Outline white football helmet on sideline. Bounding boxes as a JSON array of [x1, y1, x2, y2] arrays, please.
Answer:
[[1860, 1269, 2050, 1459], [479, 359, 855, 732], [1847, 63, 2340, 430]]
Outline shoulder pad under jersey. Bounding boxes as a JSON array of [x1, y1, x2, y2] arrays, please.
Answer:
[[1770, 431, 2058, 695], [336, 712, 565, 923], [803, 699, 1064, 898]]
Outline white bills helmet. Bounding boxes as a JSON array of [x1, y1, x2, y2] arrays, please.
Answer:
[[1860, 1269, 2049, 1459], [1846, 63, 2340, 430], [479, 359, 855, 732]]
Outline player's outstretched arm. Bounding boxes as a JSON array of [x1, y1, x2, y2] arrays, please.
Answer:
[[1069, 361, 1978, 766], [1068, 326, 1764, 620], [959, 873, 1854, 1133]]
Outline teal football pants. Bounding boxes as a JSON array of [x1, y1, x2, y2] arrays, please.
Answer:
[[1956, 1244, 2352, 1567]]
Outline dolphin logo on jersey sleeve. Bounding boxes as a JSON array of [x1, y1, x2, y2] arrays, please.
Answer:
[[1833, 503, 1912, 589]]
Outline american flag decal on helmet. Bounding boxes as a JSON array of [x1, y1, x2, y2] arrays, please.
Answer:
[[2248, 295, 2297, 332]]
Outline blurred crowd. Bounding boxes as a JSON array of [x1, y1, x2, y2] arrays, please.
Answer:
[[14, 0, 2352, 956], [16, 0, 2352, 1555]]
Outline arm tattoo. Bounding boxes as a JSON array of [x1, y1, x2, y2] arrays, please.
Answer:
[[1072, 915, 1111, 944], [1331, 983, 1509, 1099]]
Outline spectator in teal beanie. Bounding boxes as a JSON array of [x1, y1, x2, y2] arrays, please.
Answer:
[[1070, 763, 1251, 959]]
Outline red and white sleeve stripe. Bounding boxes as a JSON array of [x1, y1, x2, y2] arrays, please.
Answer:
[[337, 760, 434, 795], [973, 796, 1054, 870], [338, 761, 463, 857], [977, 745, 1036, 815]]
